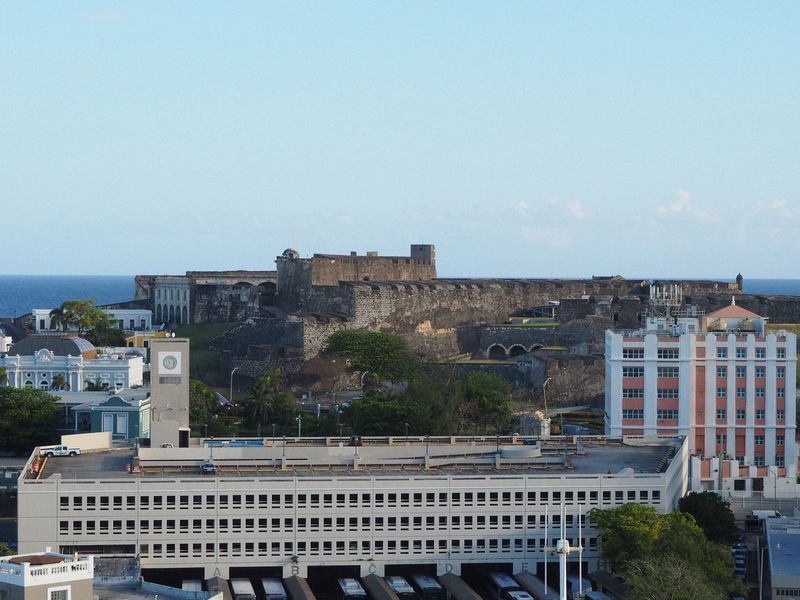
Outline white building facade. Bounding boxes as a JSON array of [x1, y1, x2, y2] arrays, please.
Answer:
[[153, 276, 191, 325], [0, 551, 94, 600], [605, 301, 797, 495], [0, 349, 144, 392], [17, 437, 688, 579], [32, 308, 153, 333]]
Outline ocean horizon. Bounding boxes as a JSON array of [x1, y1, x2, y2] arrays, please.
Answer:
[[0, 274, 798, 319]]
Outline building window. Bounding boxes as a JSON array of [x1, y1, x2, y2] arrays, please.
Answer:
[[736, 409, 746, 420], [657, 366, 679, 378], [716, 434, 726, 445], [777, 367, 785, 378], [736, 347, 747, 359], [755, 436, 764, 445], [736, 387, 746, 398], [777, 348, 786, 359], [756, 410, 765, 420], [756, 348, 765, 359], [736, 457, 745, 467], [754, 456, 765, 466], [656, 410, 678, 420], [623, 367, 644, 377], [49, 588, 69, 600], [622, 389, 644, 398], [716, 366, 727, 377], [623, 348, 644, 359], [657, 389, 679, 399], [777, 410, 785, 420], [756, 388, 765, 398], [622, 409, 644, 420], [776, 456, 785, 467], [657, 348, 679, 360], [755, 367, 765, 378], [735, 366, 746, 378], [717, 348, 727, 359], [777, 436, 785, 446], [777, 388, 785, 398], [716, 409, 726, 419]]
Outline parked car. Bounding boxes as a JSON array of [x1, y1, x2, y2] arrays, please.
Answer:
[[201, 460, 217, 474], [41, 445, 80, 457]]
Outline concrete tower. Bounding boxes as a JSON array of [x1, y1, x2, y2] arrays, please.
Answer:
[[149, 336, 191, 447]]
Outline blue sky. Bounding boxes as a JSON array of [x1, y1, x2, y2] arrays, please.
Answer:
[[2, 2, 799, 277]]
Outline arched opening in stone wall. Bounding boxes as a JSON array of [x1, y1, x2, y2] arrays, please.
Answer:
[[169, 305, 175, 323], [508, 344, 528, 358], [156, 304, 161, 321], [182, 306, 188, 324], [488, 344, 507, 360]]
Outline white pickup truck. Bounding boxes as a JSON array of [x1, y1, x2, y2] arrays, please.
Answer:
[[41, 445, 81, 457]]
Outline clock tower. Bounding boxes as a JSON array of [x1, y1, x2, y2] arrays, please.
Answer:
[[149, 336, 190, 448]]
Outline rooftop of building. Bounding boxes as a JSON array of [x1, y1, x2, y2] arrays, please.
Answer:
[[766, 517, 800, 586], [28, 436, 683, 481], [6, 335, 97, 358], [54, 388, 151, 407]]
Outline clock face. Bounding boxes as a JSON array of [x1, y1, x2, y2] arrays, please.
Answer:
[[158, 351, 181, 374]]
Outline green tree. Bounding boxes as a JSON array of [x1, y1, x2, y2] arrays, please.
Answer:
[[349, 391, 405, 435], [0, 387, 62, 454], [0, 366, 7, 386], [459, 371, 512, 434], [84, 377, 109, 391], [624, 555, 723, 600], [50, 373, 69, 391], [0, 542, 14, 556], [678, 491, 738, 545], [591, 504, 745, 599], [189, 380, 232, 436], [48, 307, 66, 331], [324, 330, 422, 384], [59, 299, 114, 335], [240, 369, 299, 431], [589, 504, 664, 572]]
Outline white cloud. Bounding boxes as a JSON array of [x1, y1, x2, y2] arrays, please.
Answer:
[[655, 189, 719, 224], [752, 198, 798, 220], [566, 199, 586, 219]]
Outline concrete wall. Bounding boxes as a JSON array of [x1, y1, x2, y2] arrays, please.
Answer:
[[60, 431, 112, 451]]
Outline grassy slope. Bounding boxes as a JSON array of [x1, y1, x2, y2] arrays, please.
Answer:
[[175, 322, 240, 379]]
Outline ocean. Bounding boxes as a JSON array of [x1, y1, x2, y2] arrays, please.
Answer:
[[0, 275, 797, 319], [0, 275, 135, 318]]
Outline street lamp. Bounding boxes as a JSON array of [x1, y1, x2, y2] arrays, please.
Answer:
[[202, 423, 208, 439], [229, 367, 239, 416], [296, 414, 302, 438], [543, 377, 552, 416], [405, 422, 409, 438]]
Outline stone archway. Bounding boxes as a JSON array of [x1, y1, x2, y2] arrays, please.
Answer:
[[508, 344, 527, 358], [169, 305, 175, 323], [487, 344, 508, 360]]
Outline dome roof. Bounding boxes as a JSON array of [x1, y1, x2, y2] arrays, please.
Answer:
[[8, 335, 97, 359]]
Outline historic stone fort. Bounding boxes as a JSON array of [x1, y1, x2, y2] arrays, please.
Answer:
[[131, 244, 800, 380]]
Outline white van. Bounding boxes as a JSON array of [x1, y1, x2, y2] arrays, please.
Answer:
[[261, 578, 287, 600]]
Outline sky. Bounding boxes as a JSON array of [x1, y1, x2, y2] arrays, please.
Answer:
[[1, 2, 799, 278]]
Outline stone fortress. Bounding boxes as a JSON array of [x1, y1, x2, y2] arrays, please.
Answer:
[[129, 243, 800, 382]]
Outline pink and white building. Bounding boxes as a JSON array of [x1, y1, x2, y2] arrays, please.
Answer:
[[605, 298, 797, 496]]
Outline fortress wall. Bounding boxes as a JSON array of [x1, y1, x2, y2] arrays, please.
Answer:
[[309, 255, 436, 286]]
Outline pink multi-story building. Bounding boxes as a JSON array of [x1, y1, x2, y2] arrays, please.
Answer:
[[605, 298, 797, 495]]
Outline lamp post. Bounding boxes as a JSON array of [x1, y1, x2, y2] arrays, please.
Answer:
[[405, 422, 409, 438], [296, 414, 302, 438], [202, 423, 208, 439], [543, 377, 552, 416], [229, 367, 239, 417]]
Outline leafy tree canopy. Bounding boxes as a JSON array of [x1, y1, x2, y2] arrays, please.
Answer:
[[324, 330, 422, 384], [678, 491, 738, 545], [240, 369, 299, 432], [55, 299, 113, 335], [590, 504, 745, 600], [0, 387, 62, 454]]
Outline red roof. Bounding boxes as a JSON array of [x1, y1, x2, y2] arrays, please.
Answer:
[[706, 304, 761, 319]]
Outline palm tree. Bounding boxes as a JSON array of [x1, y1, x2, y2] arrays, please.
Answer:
[[50, 373, 69, 391], [241, 369, 295, 429], [49, 307, 67, 331], [84, 377, 108, 392], [0, 367, 7, 386]]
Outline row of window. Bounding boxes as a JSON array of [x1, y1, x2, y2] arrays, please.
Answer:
[[623, 366, 786, 378], [714, 434, 785, 446], [625, 408, 787, 424], [138, 536, 599, 560], [621, 347, 786, 360], [623, 387, 786, 399], [716, 409, 786, 421], [59, 488, 661, 512], [59, 513, 600, 536]]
